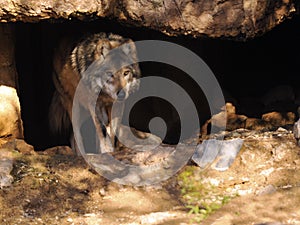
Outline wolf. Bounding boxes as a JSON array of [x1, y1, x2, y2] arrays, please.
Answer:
[[49, 32, 141, 154]]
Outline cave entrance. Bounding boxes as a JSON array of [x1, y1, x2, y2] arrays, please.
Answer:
[[14, 15, 300, 150]]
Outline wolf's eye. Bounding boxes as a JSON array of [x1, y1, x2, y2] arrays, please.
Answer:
[[123, 70, 131, 76]]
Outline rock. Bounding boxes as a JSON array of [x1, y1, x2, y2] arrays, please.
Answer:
[[198, 128, 300, 199], [131, 146, 175, 166], [293, 118, 300, 146], [262, 111, 295, 127], [192, 139, 221, 169], [139, 212, 177, 225], [0, 0, 297, 40], [226, 114, 248, 131], [0, 173, 13, 188], [256, 184, 277, 196], [117, 125, 162, 150], [99, 187, 106, 196], [213, 139, 244, 171], [1, 139, 35, 155], [15, 139, 35, 154], [0, 86, 23, 141], [254, 223, 286, 225], [42, 146, 74, 156], [0, 24, 23, 142], [245, 118, 272, 131], [0, 148, 14, 188], [201, 103, 248, 136], [192, 138, 244, 171]]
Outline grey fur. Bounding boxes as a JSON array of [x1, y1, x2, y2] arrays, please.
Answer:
[[49, 32, 141, 152]]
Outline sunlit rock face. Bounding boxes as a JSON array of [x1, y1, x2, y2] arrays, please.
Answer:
[[0, 24, 23, 143], [0, 86, 23, 141], [0, 0, 297, 40]]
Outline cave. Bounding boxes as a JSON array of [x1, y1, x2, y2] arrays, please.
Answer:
[[12, 14, 300, 150], [1, 2, 300, 223]]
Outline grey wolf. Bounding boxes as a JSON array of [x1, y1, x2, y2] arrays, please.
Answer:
[[49, 32, 140, 154]]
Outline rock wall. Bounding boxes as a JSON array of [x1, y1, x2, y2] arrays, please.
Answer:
[[0, 0, 298, 40], [0, 24, 23, 143]]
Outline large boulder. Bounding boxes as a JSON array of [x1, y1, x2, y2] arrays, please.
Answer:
[[0, 24, 23, 144], [0, 0, 298, 40]]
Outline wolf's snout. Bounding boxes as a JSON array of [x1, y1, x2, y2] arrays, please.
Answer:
[[117, 89, 126, 101]]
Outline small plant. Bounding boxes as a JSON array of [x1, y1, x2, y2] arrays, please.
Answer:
[[177, 166, 234, 223]]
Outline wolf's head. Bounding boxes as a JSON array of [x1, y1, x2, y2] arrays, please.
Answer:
[[76, 33, 140, 102], [96, 40, 140, 101]]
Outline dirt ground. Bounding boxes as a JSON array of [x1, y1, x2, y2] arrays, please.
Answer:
[[0, 127, 300, 225], [0, 143, 193, 225]]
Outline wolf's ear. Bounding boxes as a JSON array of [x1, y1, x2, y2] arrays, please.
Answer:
[[121, 40, 141, 77], [121, 39, 137, 58], [96, 41, 111, 60], [121, 39, 141, 77]]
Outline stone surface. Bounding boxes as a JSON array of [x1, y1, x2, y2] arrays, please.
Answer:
[[0, 127, 299, 224], [1, 139, 36, 155], [0, 24, 23, 143], [0, 86, 23, 142], [0, 148, 14, 188], [0, 0, 298, 40], [188, 127, 300, 224]]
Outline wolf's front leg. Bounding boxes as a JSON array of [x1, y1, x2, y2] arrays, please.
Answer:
[[107, 100, 125, 150], [98, 123, 114, 153], [94, 105, 114, 153]]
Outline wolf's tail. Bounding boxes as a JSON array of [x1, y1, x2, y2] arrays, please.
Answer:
[[48, 90, 71, 136]]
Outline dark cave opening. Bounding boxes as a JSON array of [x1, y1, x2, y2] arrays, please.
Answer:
[[14, 15, 300, 150]]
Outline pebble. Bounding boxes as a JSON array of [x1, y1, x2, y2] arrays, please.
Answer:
[[256, 184, 277, 196], [0, 149, 14, 188], [99, 188, 106, 196], [259, 168, 274, 177], [255, 223, 285, 225]]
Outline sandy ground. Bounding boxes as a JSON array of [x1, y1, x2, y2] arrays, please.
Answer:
[[0, 127, 300, 225]]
